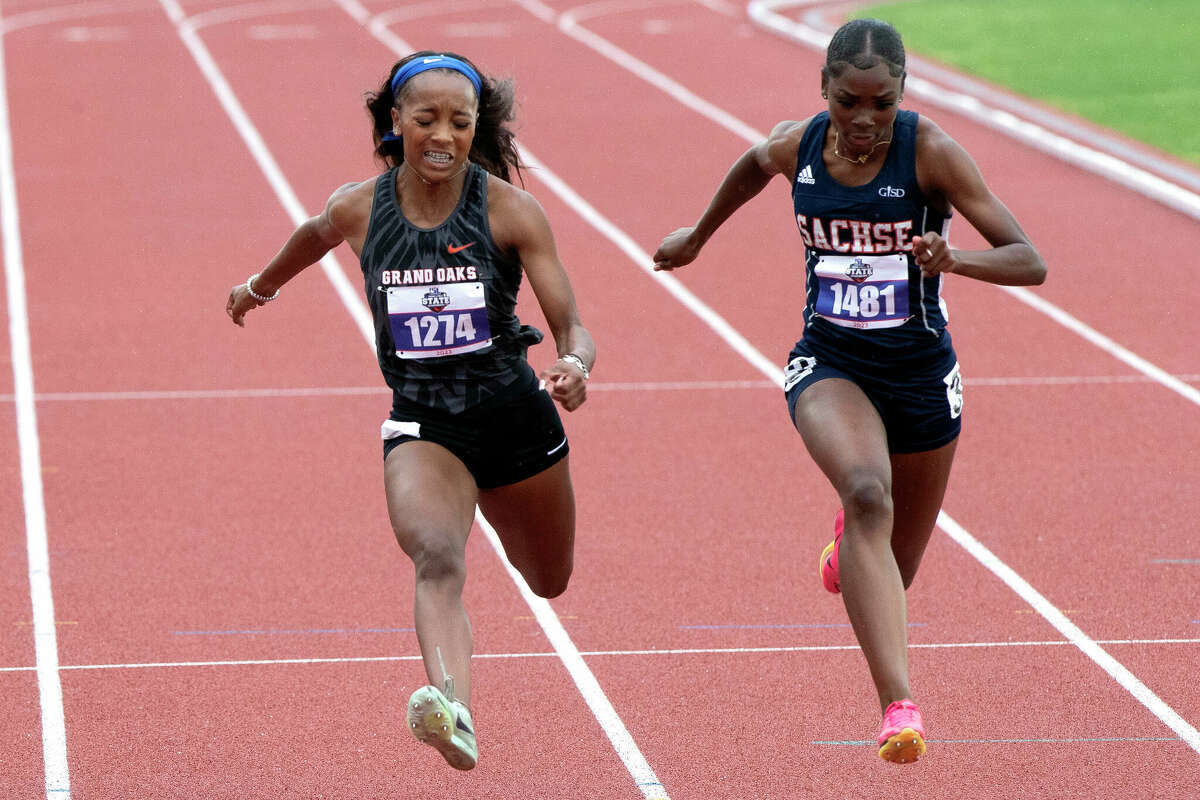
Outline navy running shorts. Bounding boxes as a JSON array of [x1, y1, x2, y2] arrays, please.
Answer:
[[783, 328, 963, 454], [382, 380, 569, 489]]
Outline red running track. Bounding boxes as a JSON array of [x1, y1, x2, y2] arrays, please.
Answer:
[[2, 0, 1198, 798]]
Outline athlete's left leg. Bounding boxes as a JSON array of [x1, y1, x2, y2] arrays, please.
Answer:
[[889, 439, 958, 589], [477, 457, 575, 598]]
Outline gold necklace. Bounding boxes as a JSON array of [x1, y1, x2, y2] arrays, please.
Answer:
[[832, 129, 892, 165], [403, 159, 469, 186]]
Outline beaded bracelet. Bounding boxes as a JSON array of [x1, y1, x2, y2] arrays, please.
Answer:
[[558, 353, 590, 380], [246, 273, 280, 304]]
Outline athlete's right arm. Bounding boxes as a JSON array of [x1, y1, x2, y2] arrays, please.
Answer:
[[652, 120, 804, 271], [227, 181, 369, 327]]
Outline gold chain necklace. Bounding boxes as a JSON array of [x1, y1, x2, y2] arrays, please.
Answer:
[[403, 159, 469, 186], [832, 129, 892, 165]]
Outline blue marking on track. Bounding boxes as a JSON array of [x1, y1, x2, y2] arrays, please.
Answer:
[[679, 622, 927, 630], [171, 627, 414, 636], [1151, 558, 1200, 564], [815, 736, 1181, 745]]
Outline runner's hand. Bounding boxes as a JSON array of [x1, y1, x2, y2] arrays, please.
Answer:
[[540, 361, 587, 412], [226, 284, 260, 327], [653, 227, 703, 271], [912, 232, 956, 278]]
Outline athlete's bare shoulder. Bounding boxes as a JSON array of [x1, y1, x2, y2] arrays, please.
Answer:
[[329, 178, 376, 210], [770, 118, 810, 142], [326, 177, 380, 248], [484, 171, 542, 222], [913, 115, 979, 205], [913, 115, 956, 159], [484, 171, 548, 253], [761, 117, 815, 178]]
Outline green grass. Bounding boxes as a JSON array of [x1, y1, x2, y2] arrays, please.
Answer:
[[854, 0, 1200, 165]]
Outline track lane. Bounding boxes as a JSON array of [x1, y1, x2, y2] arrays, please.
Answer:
[[5, 0, 1197, 796], [7, 0, 780, 795], [3, 1, 678, 796], [393, 0, 1200, 630], [60, 659, 641, 798], [355, 1, 1200, 790], [549, 0, 1200, 376], [527, 0, 1200, 764], [0, 673, 44, 799]]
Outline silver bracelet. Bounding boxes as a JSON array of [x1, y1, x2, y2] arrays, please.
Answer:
[[558, 353, 590, 380], [246, 273, 280, 304]]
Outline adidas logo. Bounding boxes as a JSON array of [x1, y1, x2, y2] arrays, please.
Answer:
[[796, 164, 815, 185]]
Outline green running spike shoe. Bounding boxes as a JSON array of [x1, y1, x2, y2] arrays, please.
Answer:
[[407, 678, 477, 770]]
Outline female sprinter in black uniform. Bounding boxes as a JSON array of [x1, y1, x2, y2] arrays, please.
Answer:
[[653, 19, 1045, 763], [226, 52, 595, 771]]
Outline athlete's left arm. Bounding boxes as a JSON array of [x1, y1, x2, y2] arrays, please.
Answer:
[[497, 184, 595, 412], [914, 121, 1047, 286]]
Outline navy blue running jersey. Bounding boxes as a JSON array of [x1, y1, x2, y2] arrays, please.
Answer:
[[360, 163, 541, 413], [791, 110, 951, 351]]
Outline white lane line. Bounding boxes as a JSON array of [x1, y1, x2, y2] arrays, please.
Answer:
[[158, 0, 374, 342], [3, 635, 1197, 673], [939, 513, 1200, 753], [691, 0, 739, 16], [164, 1, 669, 796], [4, 386, 391, 402], [475, 512, 669, 799], [999, 284, 1200, 406], [0, 0, 142, 35], [529, 0, 1200, 410], [519, 147, 784, 384], [449, 0, 1200, 754], [175, 0, 327, 34], [525, 0, 763, 142], [2, 374, 1197, 404], [0, 4, 72, 798], [364, 0, 500, 28], [747, 0, 1200, 221]]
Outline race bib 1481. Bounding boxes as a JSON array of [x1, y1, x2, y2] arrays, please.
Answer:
[[813, 253, 910, 330]]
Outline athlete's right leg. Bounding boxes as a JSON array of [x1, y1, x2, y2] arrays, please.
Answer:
[[384, 441, 479, 704], [790, 378, 913, 713]]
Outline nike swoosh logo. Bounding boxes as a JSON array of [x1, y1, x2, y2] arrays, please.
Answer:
[[447, 242, 475, 254]]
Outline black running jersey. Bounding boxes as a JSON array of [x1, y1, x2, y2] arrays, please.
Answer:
[[360, 163, 540, 413], [791, 110, 952, 352]]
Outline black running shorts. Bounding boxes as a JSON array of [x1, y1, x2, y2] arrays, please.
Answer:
[[382, 379, 569, 489]]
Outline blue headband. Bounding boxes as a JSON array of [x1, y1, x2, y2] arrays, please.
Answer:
[[390, 55, 482, 97]]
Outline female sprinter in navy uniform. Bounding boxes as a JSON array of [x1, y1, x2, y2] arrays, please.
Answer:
[[653, 19, 1045, 763], [226, 52, 595, 771]]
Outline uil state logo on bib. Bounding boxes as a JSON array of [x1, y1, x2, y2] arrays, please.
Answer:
[[386, 281, 493, 359], [845, 257, 873, 283], [814, 253, 910, 329], [420, 286, 452, 313]]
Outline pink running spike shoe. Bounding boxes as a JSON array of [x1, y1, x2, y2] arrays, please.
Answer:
[[877, 699, 926, 764], [818, 509, 844, 594]]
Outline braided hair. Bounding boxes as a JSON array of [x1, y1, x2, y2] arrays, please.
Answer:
[[823, 18, 906, 81]]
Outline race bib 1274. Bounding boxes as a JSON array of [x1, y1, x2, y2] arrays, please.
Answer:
[[386, 282, 492, 359]]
